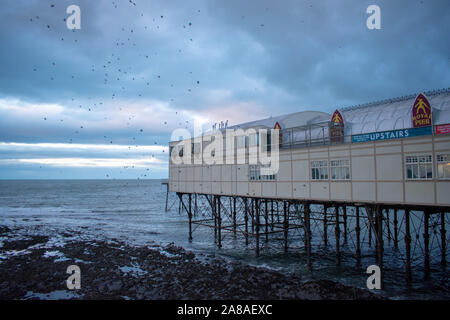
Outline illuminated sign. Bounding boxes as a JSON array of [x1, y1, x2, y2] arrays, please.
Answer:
[[273, 122, 282, 146], [331, 110, 344, 124], [330, 109, 344, 143], [274, 122, 281, 130], [352, 126, 432, 143], [436, 124, 450, 135], [412, 93, 432, 128]]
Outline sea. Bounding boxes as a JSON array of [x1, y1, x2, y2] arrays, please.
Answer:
[[0, 179, 448, 299]]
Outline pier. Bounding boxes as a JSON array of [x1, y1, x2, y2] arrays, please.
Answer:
[[167, 89, 450, 286], [173, 193, 448, 285]]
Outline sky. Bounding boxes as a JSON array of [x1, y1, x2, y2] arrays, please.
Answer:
[[0, 0, 449, 179]]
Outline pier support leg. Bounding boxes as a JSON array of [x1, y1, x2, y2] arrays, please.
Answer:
[[251, 199, 255, 234], [393, 208, 398, 250], [265, 200, 269, 243], [376, 207, 384, 287], [376, 206, 384, 288], [323, 205, 328, 247], [284, 201, 288, 253], [301, 204, 307, 253], [405, 209, 412, 283], [305, 202, 312, 270], [368, 208, 372, 248], [374, 207, 380, 264], [271, 200, 274, 231], [356, 206, 361, 267], [277, 202, 280, 223], [164, 183, 169, 212], [386, 208, 391, 245], [244, 198, 249, 246], [343, 205, 347, 245], [194, 194, 197, 216], [255, 199, 260, 257], [217, 196, 222, 248], [188, 193, 193, 241], [424, 210, 430, 279], [213, 196, 217, 242], [442, 211, 447, 267], [233, 197, 236, 236], [335, 204, 341, 265]]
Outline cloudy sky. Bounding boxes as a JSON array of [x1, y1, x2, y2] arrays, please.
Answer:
[[0, 0, 449, 179]]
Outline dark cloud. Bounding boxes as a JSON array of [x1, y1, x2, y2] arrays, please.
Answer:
[[0, 0, 449, 178]]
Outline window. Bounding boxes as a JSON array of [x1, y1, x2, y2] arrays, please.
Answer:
[[261, 164, 276, 181], [249, 165, 276, 181], [192, 142, 201, 154], [261, 132, 272, 152], [249, 133, 259, 147], [331, 159, 350, 180], [178, 146, 184, 157], [237, 136, 247, 149], [406, 155, 432, 180], [249, 165, 258, 181], [311, 160, 328, 180], [437, 154, 450, 179]]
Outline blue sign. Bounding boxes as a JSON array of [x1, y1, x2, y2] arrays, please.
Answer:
[[352, 126, 432, 143]]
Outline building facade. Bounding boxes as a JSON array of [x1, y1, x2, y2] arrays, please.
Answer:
[[169, 89, 450, 208]]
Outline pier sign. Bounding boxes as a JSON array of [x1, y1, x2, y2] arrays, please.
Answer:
[[330, 109, 344, 143], [274, 122, 281, 130], [352, 126, 432, 143], [331, 109, 344, 125], [274, 122, 282, 145], [412, 93, 432, 128]]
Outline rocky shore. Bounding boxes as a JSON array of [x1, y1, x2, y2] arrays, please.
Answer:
[[0, 225, 383, 300]]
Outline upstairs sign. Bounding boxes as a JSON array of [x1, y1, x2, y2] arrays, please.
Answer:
[[352, 92, 434, 143], [352, 126, 432, 143]]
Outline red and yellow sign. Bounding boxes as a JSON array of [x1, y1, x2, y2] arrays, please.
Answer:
[[273, 122, 282, 145], [330, 109, 344, 142], [331, 110, 344, 124], [412, 93, 432, 128], [436, 124, 450, 135]]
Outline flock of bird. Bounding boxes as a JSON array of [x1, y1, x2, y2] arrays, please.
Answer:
[[28, 1, 208, 178], [25, 0, 282, 178]]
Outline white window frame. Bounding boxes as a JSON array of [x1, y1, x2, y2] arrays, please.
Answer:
[[192, 142, 201, 154], [237, 136, 247, 149], [249, 133, 259, 147], [330, 159, 350, 180], [437, 153, 450, 180], [261, 164, 276, 181], [311, 160, 328, 180], [249, 165, 259, 181], [405, 154, 433, 180], [249, 165, 254, 181], [249, 165, 276, 181]]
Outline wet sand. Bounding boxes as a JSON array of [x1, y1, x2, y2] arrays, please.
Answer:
[[0, 225, 384, 300]]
